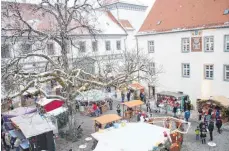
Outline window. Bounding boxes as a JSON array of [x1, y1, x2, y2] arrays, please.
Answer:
[[105, 41, 111, 51], [204, 36, 214, 52], [79, 41, 86, 52], [149, 62, 155, 75], [106, 64, 112, 73], [47, 43, 55, 55], [224, 35, 229, 52], [21, 43, 32, 54], [181, 38, 190, 52], [92, 41, 98, 52], [116, 40, 121, 50], [148, 41, 154, 53], [182, 63, 190, 77], [224, 65, 229, 81], [1, 44, 10, 58], [204, 65, 214, 79]]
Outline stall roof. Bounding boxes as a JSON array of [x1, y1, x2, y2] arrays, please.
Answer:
[[11, 113, 57, 138], [123, 100, 144, 108], [198, 96, 229, 107], [129, 83, 144, 90], [2, 107, 37, 117], [157, 91, 188, 98], [93, 114, 122, 125], [37, 98, 64, 106], [46, 107, 68, 116], [91, 123, 171, 151]]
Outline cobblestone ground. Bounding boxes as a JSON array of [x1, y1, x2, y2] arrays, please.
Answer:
[[56, 100, 229, 151]]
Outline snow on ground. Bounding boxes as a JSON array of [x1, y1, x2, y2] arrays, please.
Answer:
[[55, 99, 229, 151]]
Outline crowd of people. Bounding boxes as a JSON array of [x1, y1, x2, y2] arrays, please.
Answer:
[[196, 104, 223, 144]]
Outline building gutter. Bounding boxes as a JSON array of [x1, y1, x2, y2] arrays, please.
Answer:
[[136, 25, 229, 37]]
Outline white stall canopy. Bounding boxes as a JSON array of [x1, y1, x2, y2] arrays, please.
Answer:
[[91, 122, 171, 151], [11, 113, 57, 138]]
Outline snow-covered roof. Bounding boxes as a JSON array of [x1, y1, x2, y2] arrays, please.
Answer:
[[36, 98, 64, 106], [92, 122, 171, 151], [2, 107, 37, 117], [46, 107, 68, 116], [75, 89, 113, 102], [11, 113, 57, 138], [2, 2, 127, 36]]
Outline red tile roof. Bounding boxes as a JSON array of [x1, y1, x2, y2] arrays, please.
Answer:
[[119, 19, 134, 29], [139, 0, 229, 33]]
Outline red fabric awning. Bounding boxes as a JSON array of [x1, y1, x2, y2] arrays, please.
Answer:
[[44, 100, 64, 112]]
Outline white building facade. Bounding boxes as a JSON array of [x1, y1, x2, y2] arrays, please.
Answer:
[[136, 0, 229, 106]]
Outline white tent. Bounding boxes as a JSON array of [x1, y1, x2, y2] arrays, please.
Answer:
[[46, 106, 68, 116], [91, 123, 171, 151], [11, 113, 57, 138], [75, 89, 112, 102]]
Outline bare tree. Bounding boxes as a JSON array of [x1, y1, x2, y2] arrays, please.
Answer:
[[1, 0, 162, 140]]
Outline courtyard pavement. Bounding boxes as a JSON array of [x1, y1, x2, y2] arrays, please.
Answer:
[[55, 99, 229, 151]]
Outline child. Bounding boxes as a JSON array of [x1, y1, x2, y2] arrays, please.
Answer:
[[195, 126, 200, 140], [200, 128, 207, 144]]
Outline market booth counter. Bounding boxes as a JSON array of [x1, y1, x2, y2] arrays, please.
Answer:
[[10, 113, 57, 151], [122, 100, 144, 119], [93, 114, 122, 131], [197, 96, 229, 122], [157, 91, 190, 112]]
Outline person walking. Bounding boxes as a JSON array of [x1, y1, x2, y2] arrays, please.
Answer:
[[198, 108, 203, 121], [127, 90, 131, 101], [184, 110, 190, 122], [146, 100, 151, 113], [109, 99, 113, 110], [216, 117, 222, 134], [195, 126, 200, 140], [140, 92, 145, 103], [173, 106, 177, 117], [121, 92, 125, 103], [116, 104, 121, 116], [14, 137, 21, 151], [208, 120, 214, 141]]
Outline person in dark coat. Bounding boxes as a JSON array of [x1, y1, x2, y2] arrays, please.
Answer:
[[140, 92, 145, 103], [108, 99, 113, 110], [187, 102, 191, 111], [198, 108, 203, 121], [146, 100, 151, 113], [127, 91, 131, 101], [200, 128, 207, 144], [216, 117, 222, 134], [116, 104, 121, 116], [173, 106, 177, 117], [208, 120, 214, 141]]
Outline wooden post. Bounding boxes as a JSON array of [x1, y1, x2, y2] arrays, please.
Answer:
[[94, 121, 96, 132]]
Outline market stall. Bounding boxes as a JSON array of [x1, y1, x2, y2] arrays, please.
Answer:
[[2, 106, 37, 122], [157, 91, 190, 112], [45, 106, 69, 131], [197, 96, 229, 122], [93, 114, 122, 131], [128, 82, 144, 100], [75, 89, 112, 114], [122, 100, 144, 119], [11, 113, 57, 151], [91, 122, 171, 151], [36, 98, 64, 112]]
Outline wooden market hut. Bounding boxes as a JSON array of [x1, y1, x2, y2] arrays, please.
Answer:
[[93, 114, 122, 131], [122, 100, 144, 119]]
